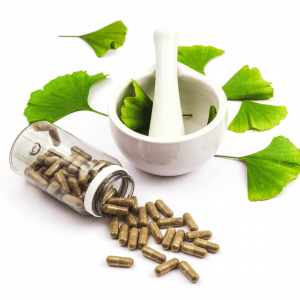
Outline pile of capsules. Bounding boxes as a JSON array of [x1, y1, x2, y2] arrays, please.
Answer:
[[104, 197, 220, 283]]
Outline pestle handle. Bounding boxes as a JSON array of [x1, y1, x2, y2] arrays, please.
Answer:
[[148, 28, 185, 138]]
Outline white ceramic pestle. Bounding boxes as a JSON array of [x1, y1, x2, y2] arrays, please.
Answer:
[[148, 28, 185, 138]]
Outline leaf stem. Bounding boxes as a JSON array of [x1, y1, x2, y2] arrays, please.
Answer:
[[214, 155, 241, 160], [58, 36, 80, 38], [89, 109, 108, 117]]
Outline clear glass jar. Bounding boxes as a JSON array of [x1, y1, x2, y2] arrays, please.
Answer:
[[9, 121, 134, 217]]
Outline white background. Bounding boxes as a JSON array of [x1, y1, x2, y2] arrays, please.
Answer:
[[1, 0, 300, 299]]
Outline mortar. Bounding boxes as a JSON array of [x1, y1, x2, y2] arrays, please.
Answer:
[[108, 62, 228, 176]]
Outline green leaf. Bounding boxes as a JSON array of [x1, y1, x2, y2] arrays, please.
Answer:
[[223, 65, 274, 100], [59, 21, 127, 58], [24, 71, 108, 124], [177, 45, 225, 75], [121, 80, 153, 135], [216, 136, 300, 201], [207, 105, 217, 124], [228, 101, 287, 133]]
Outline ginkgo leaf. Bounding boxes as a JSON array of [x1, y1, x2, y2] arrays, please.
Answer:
[[216, 136, 300, 201], [228, 101, 287, 133], [121, 79, 153, 135], [59, 21, 127, 58], [24, 71, 108, 124], [177, 46, 225, 75], [223, 65, 274, 100], [207, 105, 217, 124]]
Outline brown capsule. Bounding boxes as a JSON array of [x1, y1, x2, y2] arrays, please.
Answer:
[[141, 246, 166, 263], [50, 177, 57, 183], [146, 201, 161, 221], [26, 169, 48, 190], [185, 230, 212, 242], [162, 227, 176, 250], [103, 188, 117, 202], [61, 154, 76, 167], [54, 170, 70, 194], [138, 227, 149, 249], [68, 155, 85, 174], [155, 258, 179, 277], [107, 197, 134, 207], [157, 217, 185, 229], [106, 256, 134, 268], [155, 199, 173, 218], [45, 148, 64, 158], [47, 181, 61, 195], [193, 238, 220, 253], [125, 213, 138, 227], [67, 177, 82, 198], [61, 194, 85, 213], [36, 155, 47, 165], [36, 166, 48, 176], [171, 229, 185, 252], [110, 217, 119, 239], [59, 169, 76, 179], [71, 146, 92, 161], [183, 213, 198, 231], [44, 159, 62, 178], [32, 122, 53, 131], [45, 155, 60, 166], [179, 261, 199, 283], [128, 227, 139, 250], [48, 128, 61, 146], [148, 222, 163, 244], [181, 243, 207, 258], [27, 161, 42, 172], [130, 196, 139, 214], [102, 204, 129, 216], [78, 164, 90, 185], [138, 207, 148, 227], [119, 224, 129, 246]]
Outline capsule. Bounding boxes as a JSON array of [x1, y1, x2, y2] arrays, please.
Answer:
[[193, 238, 220, 253], [128, 227, 139, 250], [155, 199, 173, 218], [68, 155, 85, 174], [119, 224, 129, 246], [78, 164, 90, 185], [71, 146, 92, 161], [130, 196, 139, 214], [162, 227, 176, 250], [45, 148, 64, 158], [49, 128, 61, 146], [61, 194, 85, 212], [185, 230, 212, 242], [125, 213, 138, 227], [36, 166, 48, 176], [148, 222, 163, 244], [155, 258, 179, 277], [61, 154, 76, 167], [107, 197, 134, 207], [181, 243, 207, 258], [59, 169, 76, 179], [103, 188, 117, 202], [183, 213, 198, 231], [138, 227, 149, 249], [141, 246, 166, 263], [157, 217, 185, 229], [45, 155, 60, 166], [146, 201, 161, 221], [102, 204, 129, 216], [37, 155, 47, 165], [67, 177, 82, 198], [106, 256, 134, 268], [26, 169, 48, 190], [27, 161, 42, 172], [44, 159, 62, 178], [171, 229, 185, 252], [138, 207, 148, 227], [54, 170, 70, 194], [47, 181, 61, 195], [32, 122, 53, 132], [179, 261, 199, 283]]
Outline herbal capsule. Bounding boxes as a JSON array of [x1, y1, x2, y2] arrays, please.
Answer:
[[49, 128, 61, 146], [193, 238, 220, 253], [44, 159, 61, 178], [154, 258, 179, 277], [67, 177, 82, 198], [36, 166, 48, 176], [106, 256, 134, 268], [50, 177, 57, 183], [171, 229, 185, 252], [181, 243, 207, 258], [103, 188, 117, 202], [130, 196, 139, 214], [102, 204, 129, 216], [128, 227, 139, 250], [45, 148, 64, 158], [125, 213, 138, 227], [59, 169, 76, 179], [155, 199, 173, 218], [47, 181, 61, 195], [146, 201, 161, 221], [141, 246, 166, 263], [37, 155, 47, 165], [119, 224, 129, 246], [110, 217, 119, 239], [54, 170, 70, 194], [45, 155, 60, 166], [61, 194, 85, 212], [32, 122, 53, 132], [185, 230, 212, 242], [71, 146, 92, 161], [148, 222, 163, 244], [157, 217, 185, 229], [138, 227, 149, 249], [162, 227, 176, 250], [26, 169, 48, 190], [68, 155, 85, 174], [78, 164, 90, 185], [27, 161, 42, 172], [107, 197, 134, 207], [179, 261, 199, 283], [61, 154, 76, 167], [138, 207, 148, 227], [183, 213, 198, 231]]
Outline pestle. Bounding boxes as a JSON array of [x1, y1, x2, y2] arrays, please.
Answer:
[[148, 28, 185, 138]]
